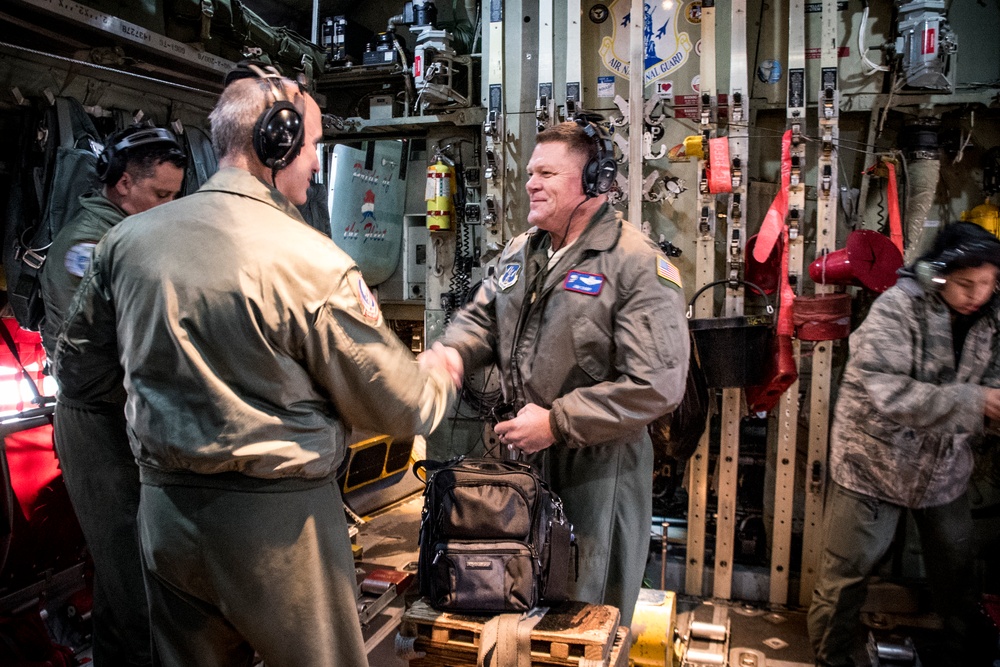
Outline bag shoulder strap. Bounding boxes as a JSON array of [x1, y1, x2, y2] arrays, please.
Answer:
[[477, 608, 546, 667]]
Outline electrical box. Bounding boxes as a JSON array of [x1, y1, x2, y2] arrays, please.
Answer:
[[321, 16, 372, 66], [369, 94, 394, 119], [404, 217, 429, 301]]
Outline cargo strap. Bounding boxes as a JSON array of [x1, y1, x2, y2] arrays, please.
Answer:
[[0, 320, 45, 406], [477, 607, 546, 667]]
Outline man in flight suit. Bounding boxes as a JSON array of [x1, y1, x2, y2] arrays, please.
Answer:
[[432, 120, 689, 626], [40, 124, 186, 666], [54, 67, 457, 667]]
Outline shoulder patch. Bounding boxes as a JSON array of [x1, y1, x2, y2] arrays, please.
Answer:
[[497, 263, 522, 291], [353, 272, 381, 322], [656, 255, 682, 290], [64, 242, 97, 278]]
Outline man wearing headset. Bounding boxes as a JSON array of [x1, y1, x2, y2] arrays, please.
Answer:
[[808, 222, 1000, 667], [39, 124, 185, 666], [53, 67, 456, 666], [430, 120, 688, 626]]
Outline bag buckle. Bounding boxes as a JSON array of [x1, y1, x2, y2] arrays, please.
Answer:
[[22, 248, 47, 270]]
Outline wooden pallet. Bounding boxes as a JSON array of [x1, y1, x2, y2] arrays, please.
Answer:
[[400, 599, 623, 666], [407, 624, 631, 667]]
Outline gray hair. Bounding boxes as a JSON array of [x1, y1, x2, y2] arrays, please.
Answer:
[[209, 76, 300, 161]]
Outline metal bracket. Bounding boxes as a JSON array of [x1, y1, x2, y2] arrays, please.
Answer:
[[610, 94, 629, 128], [643, 131, 667, 160]]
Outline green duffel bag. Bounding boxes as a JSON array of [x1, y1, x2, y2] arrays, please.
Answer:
[[275, 27, 326, 83], [238, 3, 279, 58]]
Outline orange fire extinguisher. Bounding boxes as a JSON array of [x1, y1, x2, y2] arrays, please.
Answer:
[[426, 155, 455, 231]]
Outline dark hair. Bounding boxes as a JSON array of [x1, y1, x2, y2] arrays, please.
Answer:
[[126, 145, 187, 181], [104, 126, 187, 182], [917, 221, 1000, 274], [535, 121, 597, 164]]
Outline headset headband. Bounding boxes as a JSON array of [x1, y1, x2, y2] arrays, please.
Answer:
[[97, 126, 183, 184]]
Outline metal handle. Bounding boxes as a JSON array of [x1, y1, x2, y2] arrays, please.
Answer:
[[686, 279, 775, 319]]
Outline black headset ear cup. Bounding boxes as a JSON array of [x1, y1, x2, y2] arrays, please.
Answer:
[[253, 99, 304, 170], [576, 118, 617, 197], [914, 259, 944, 292], [96, 150, 113, 184]]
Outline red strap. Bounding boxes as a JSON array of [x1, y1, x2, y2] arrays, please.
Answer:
[[707, 137, 732, 194], [753, 130, 792, 263], [777, 225, 795, 337], [884, 161, 904, 254]]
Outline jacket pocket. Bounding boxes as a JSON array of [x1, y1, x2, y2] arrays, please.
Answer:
[[643, 312, 680, 371], [572, 316, 613, 382]]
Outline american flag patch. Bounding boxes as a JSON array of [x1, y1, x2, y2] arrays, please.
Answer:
[[656, 256, 682, 289]]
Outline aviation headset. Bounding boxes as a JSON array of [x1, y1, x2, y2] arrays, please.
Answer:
[[96, 127, 184, 185], [575, 116, 617, 197], [913, 224, 1000, 292], [244, 63, 306, 171]]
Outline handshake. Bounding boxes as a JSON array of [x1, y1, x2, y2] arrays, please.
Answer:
[[419, 341, 465, 389]]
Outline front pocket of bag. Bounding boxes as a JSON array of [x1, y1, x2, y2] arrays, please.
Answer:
[[429, 541, 537, 613], [440, 481, 533, 539]]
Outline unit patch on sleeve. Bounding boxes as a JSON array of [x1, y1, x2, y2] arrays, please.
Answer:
[[64, 242, 97, 278], [353, 273, 381, 322], [564, 270, 605, 296], [657, 255, 683, 289], [497, 263, 522, 291]]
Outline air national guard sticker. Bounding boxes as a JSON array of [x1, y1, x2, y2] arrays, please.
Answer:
[[657, 255, 682, 289], [354, 273, 381, 322], [564, 270, 605, 296], [497, 263, 521, 291]]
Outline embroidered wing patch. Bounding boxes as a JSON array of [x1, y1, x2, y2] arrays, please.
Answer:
[[564, 270, 605, 296]]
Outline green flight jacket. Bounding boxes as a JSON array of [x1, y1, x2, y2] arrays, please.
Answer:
[[438, 203, 688, 624], [55, 167, 455, 483], [40, 191, 124, 362]]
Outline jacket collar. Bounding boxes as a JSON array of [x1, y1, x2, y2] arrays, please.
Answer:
[[79, 190, 126, 222], [199, 167, 307, 224], [528, 201, 621, 255]]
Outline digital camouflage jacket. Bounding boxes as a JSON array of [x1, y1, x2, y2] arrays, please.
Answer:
[[829, 273, 1000, 508]]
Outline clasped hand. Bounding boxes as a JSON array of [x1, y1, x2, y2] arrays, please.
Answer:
[[418, 342, 465, 389]]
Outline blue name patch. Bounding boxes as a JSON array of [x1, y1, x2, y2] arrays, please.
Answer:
[[564, 270, 605, 295]]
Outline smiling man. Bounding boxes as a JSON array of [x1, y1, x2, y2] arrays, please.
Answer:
[[430, 119, 689, 626]]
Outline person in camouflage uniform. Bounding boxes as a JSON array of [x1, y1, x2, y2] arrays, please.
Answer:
[[808, 222, 1000, 667]]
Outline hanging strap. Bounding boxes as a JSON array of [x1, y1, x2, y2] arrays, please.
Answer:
[[777, 225, 796, 337], [754, 130, 792, 263], [884, 160, 904, 254], [477, 607, 547, 667], [0, 321, 44, 405]]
